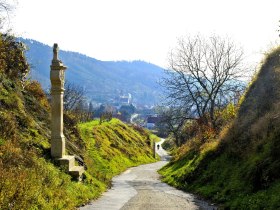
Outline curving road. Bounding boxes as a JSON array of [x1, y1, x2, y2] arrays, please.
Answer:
[[80, 139, 216, 210]]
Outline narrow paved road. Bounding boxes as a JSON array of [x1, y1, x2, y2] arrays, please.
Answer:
[[80, 139, 216, 210]]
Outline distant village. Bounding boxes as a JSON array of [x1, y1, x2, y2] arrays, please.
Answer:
[[90, 92, 162, 130]]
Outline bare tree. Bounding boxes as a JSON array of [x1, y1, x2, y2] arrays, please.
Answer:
[[64, 81, 86, 111], [162, 34, 245, 129], [159, 106, 188, 146], [278, 20, 280, 37], [0, 0, 15, 29], [62, 81, 97, 122]]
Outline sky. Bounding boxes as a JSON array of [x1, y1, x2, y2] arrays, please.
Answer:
[[7, 0, 280, 68]]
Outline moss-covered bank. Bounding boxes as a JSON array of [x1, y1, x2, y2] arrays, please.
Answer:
[[159, 46, 280, 209]]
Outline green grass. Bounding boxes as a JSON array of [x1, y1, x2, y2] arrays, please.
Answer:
[[159, 139, 280, 209], [1, 105, 156, 209], [79, 119, 156, 184]]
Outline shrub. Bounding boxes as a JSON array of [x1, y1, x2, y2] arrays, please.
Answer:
[[0, 33, 29, 81]]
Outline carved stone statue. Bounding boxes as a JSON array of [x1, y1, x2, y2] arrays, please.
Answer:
[[53, 43, 58, 60], [52, 43, 64, 66]]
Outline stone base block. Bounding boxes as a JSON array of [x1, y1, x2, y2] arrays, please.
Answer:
[[56, 155, 84, 181], [51, 136, 66, 158], [69, 166, 85, 181], [57, 155, 75, 171]]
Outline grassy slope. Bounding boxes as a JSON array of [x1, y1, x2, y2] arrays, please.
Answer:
[[79, 119, 156, 184], [159, 47, 280, 209], [0, 35, 156, 209]]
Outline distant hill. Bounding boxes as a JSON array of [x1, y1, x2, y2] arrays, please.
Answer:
[[20, 38, 166, 105]]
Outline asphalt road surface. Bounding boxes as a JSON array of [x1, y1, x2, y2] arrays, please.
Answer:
[[80, 139, 217, 210]]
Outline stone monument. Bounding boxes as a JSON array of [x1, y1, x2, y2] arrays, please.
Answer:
[[50, 43, 84, 180], [50, 43, 67, 158]]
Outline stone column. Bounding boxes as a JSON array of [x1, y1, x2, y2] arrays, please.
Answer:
[[50, 43, 67, 158]]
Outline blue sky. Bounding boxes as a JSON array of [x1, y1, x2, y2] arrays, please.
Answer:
[[8, 0, 280, 68]]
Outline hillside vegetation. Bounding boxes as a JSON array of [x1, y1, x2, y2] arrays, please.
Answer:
[[0, 34, 156, 209], [159, 46, 280, 209], [78, 119, 157, 182]]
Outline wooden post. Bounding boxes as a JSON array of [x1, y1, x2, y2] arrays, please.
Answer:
[[153, 142, 156, 159]]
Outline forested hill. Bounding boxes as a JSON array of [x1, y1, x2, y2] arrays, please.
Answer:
[[20, 38, 165, 105]]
